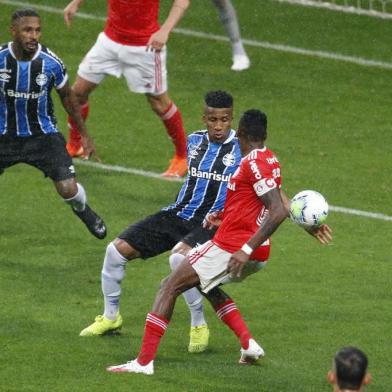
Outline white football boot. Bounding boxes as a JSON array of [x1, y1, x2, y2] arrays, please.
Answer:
[[239, 338, 265, 364], [106, 359, 154, 375], [231, 54, 250, 71]]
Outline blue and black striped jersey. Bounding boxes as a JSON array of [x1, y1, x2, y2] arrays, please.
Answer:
[[0, 42, 68, 137], [163, 129, 241, 223]]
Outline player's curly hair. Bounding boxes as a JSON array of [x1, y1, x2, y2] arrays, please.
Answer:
[[11, 8, 40, 24], [238, 109, 267, 142], [334, 347, 368, 390], [204, 90, 233, 108]]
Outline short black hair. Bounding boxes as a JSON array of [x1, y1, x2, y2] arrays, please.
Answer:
[[11, 8, 40, 24], [204, 90, 233, 109], [238, 109, 267, 142], [334, 347, 368, 390]]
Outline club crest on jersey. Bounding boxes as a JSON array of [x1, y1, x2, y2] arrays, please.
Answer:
[[36, 73, 48, 87], [222, 153, 236, 167]]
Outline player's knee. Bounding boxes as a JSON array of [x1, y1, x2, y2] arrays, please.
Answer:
[[102, 242, 127, 281], [169, 253, 185, 271], [56, 178, 78, 199]]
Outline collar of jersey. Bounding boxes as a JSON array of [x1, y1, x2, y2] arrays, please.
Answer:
[[8, 42, 42, 61], [205, 128, 236, 144]]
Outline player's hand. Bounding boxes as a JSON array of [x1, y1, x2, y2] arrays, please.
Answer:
[[203, 211, 224, 229], [306, 224, 332, 245], [81, 134, 101, 162], [64, 1, 80, 28], [146, 29, 169, 51], [227, 250, 249, 278]]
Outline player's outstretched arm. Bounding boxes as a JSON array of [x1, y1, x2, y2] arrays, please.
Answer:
[[57, 82, 100, 161], [147, 0, 190, 50], [64, 0, 84, 27], [228, 188, 288, 278]]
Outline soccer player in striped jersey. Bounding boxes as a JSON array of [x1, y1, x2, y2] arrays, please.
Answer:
[[0, 9, 106, 239], [106, 109, 332, 375], [79, 91, 241, 349], [62, 0, 190, 178]]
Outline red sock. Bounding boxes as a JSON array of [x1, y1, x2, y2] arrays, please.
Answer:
[[215, 299, 252, 349], [68, 102, 89, 144], [137, 312, 169, 366], [160, 102, 186, 158]]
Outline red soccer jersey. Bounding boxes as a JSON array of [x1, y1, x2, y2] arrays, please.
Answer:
[[104, 0, 160, 46], [213, 147, 282, 261]]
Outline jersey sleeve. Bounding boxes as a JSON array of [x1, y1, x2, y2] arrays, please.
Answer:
[[45, 48, 68, 89]]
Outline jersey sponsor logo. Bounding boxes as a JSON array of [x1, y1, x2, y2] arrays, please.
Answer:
[[35, 73, 48, 86], [250, 159, 262, 179], [253, 178, 277, 196], [0, 72, 11, 82], [222, 152, 236, 167], [227, 181, 236, 191], [6, 89, 45, 99], [190, 166, 231, 182], [69, 165, 75, 174], [266, 156, 279, 165]]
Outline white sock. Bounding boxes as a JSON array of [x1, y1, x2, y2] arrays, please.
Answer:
[[102, 242, 127, 320], [64, 183, 86, 212], [169, 253, 207, 327], [233, 40, 247, 57]]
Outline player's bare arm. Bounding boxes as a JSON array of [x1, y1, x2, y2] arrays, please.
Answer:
[[64, 0, 84, 27], [228, 188, 288, 278], [57, 82, 99, 160], [147, 0, 190, 50]]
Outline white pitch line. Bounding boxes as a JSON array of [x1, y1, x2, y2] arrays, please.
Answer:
[[2, 0, 392, 70], [77, 159, 392, 223]]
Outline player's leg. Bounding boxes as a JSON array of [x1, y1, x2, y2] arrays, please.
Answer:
[[120, 44, 187, 176], [205, 286, 264, 364], [169, 243, 209, 353], [25, 133, 106, 238], [66, 77, 97, 157], [146, 92, 187, 177], [107, 257, 200, 374], [170, 225, 217, 352], [67, 32, 121, 156], [80, 211, 178, 336], [79, 238, 141, 336], [211, 0, 250, 71]]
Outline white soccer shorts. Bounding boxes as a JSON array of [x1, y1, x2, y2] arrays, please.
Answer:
[[189, 241, 267, 293], [78, 32, 168, 95]]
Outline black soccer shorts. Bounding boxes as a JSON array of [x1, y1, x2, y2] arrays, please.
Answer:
[[0, 133, 75, 181], [118, 210, 216, 259]]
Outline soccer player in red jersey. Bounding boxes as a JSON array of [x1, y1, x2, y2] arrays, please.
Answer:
[[63, 0, 190, 177], [106, 109, 332, 375]]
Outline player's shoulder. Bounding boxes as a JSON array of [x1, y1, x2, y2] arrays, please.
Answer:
[[246, 146, 279, 162], [0, 43, 10, 57], [187, 130, 207, 143], [39, 45, 66, 67]]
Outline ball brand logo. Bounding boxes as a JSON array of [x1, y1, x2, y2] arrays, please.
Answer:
[[222, 153, 236, 167], [7, 89, 45, 99], [250, 160, 262, 179], [35, 73, 48, 86], [190, 167, 231, 182]]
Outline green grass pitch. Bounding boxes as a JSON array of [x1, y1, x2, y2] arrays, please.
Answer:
[[0, 1, 391, 390]]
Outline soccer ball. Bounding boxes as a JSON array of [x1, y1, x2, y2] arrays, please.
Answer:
[[289, 190, 328, 228]]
